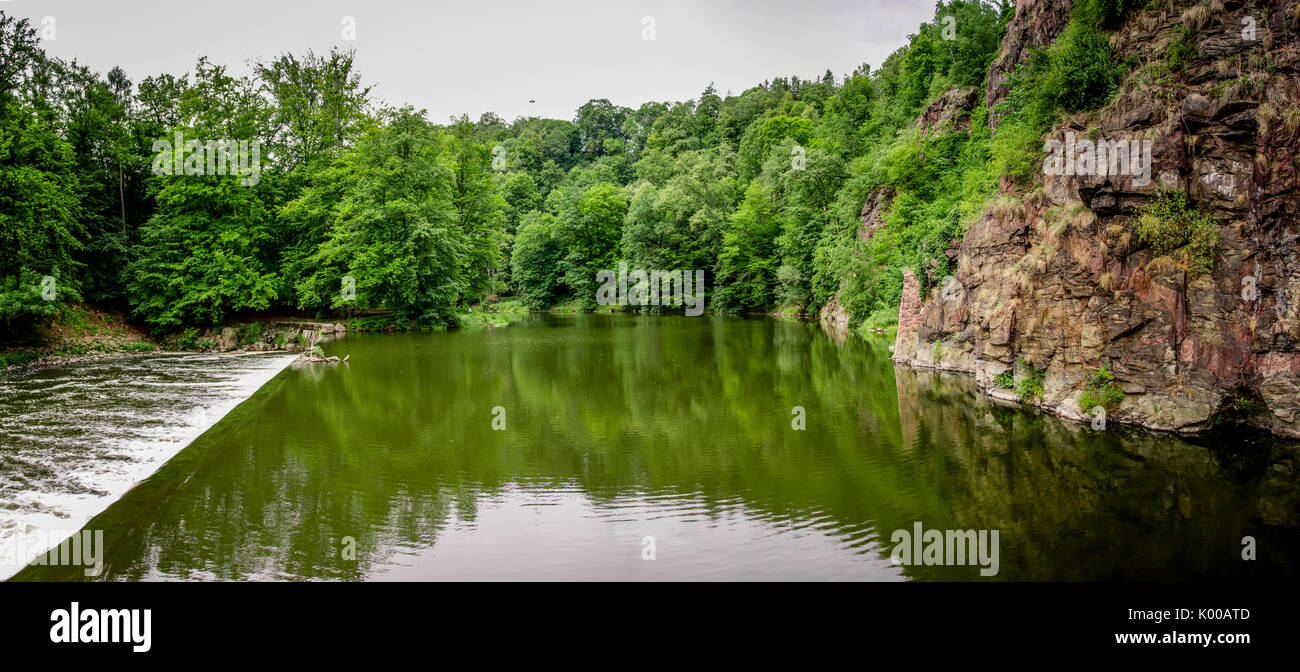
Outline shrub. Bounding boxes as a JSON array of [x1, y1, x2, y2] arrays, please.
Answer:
[[1015, 359, 1047, 403], [1079, 366, 1125, 415], [992, 369, 1015, 389], [237, 322, 263, 345], [1134, 190, 1219, 275], [1168, 27, 1198, 71], [176, 327, 201, 350], [991, 12, 1128, 184], [1079, 0, 1143, 29], [0, 351, 40, 368]]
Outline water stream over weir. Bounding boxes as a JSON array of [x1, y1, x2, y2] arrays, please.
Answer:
[[0, 352, 296, 578]]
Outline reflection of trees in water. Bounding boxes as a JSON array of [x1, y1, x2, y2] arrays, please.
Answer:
[[15, 316, 1299, 581], [892, 367, 1300, 580]]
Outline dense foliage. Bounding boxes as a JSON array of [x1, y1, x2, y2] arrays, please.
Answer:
[[2, 0, 1143, 340]]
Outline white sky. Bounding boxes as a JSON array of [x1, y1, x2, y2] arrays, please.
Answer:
[[9, 0, 937, 122]]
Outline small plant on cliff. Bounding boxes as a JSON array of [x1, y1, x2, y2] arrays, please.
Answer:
[[1134, 190, 1219, 275], [1014, 359, 1047, 403], [1168, 26, 1198, 71], [993, 370, 1015, 389], [1079, 366, 1125, 416]]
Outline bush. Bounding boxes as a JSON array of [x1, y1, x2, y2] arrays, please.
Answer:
[[175, 327, 201, 350], [1078, 0, 1143, 29], [0, 351, 40, 368], [237, 322, 263, 345], [992, 370, 1015, 389], [1015, 359, 1046, 403], [1134, 190, 1219, 275], [993, 7, 1128, 183], [1079, 367, 1125, 415], [1168, 27, 1198, 71]]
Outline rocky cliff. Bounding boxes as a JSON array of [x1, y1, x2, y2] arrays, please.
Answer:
[[892, 0, 1300, 437]]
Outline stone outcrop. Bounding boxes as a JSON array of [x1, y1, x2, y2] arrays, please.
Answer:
[[917, 86, 979, 135], [195, 321, 347, 353], [893, 0, 1300, 438]]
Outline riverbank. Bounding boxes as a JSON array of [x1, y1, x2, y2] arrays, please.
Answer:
[[0, 305, 349, 372], [0, 305, 160, 370], [3, 298, 903, 373], [2, 299, 543, 372]]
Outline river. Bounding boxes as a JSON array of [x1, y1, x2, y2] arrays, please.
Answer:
[[3, 313, 1297, 580]]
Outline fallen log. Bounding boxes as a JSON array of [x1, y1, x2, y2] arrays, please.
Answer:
[[296, 355, 342, 364]]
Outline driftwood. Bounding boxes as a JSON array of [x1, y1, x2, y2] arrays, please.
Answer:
[[296, 330, 350, 365], [300, 355, 341, 364]]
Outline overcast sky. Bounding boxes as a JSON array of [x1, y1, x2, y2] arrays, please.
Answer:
[[9, 0, 937, 122]]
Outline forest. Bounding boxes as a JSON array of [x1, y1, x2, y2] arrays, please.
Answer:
[[1, 0, 1142, 343]]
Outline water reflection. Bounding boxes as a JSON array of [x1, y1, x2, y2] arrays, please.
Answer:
[[8, 314, 1298, 581]]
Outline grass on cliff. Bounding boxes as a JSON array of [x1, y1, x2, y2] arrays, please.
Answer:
[[1135, 189, 1219, 275]]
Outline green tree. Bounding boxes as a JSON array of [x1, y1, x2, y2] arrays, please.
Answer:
[[511, 211, 565, 308], [717, 182, 783, 311], [448, 115, 506, 303], [0, 15, 84, 335], [560, 183, 626, 309], [294, 108, 467, 325]]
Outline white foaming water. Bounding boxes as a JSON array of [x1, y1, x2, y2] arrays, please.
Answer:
[[0, 352, 296, 579]]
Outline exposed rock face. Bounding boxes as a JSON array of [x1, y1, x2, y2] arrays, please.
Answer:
[[859, 187, 893, 241], [917, 86, 979, 135], [894, 0, 1300, 438]]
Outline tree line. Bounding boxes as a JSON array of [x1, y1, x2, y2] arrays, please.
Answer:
[[2, 2, 1038, 342]]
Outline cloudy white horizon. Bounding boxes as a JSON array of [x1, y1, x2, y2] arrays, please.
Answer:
[[5, 0, 937, 122]]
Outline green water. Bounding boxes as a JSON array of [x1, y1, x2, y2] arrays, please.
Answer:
[[11, 313, 1299, 581]]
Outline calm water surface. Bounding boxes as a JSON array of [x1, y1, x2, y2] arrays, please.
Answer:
[[6, 314, 1299, 580]]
